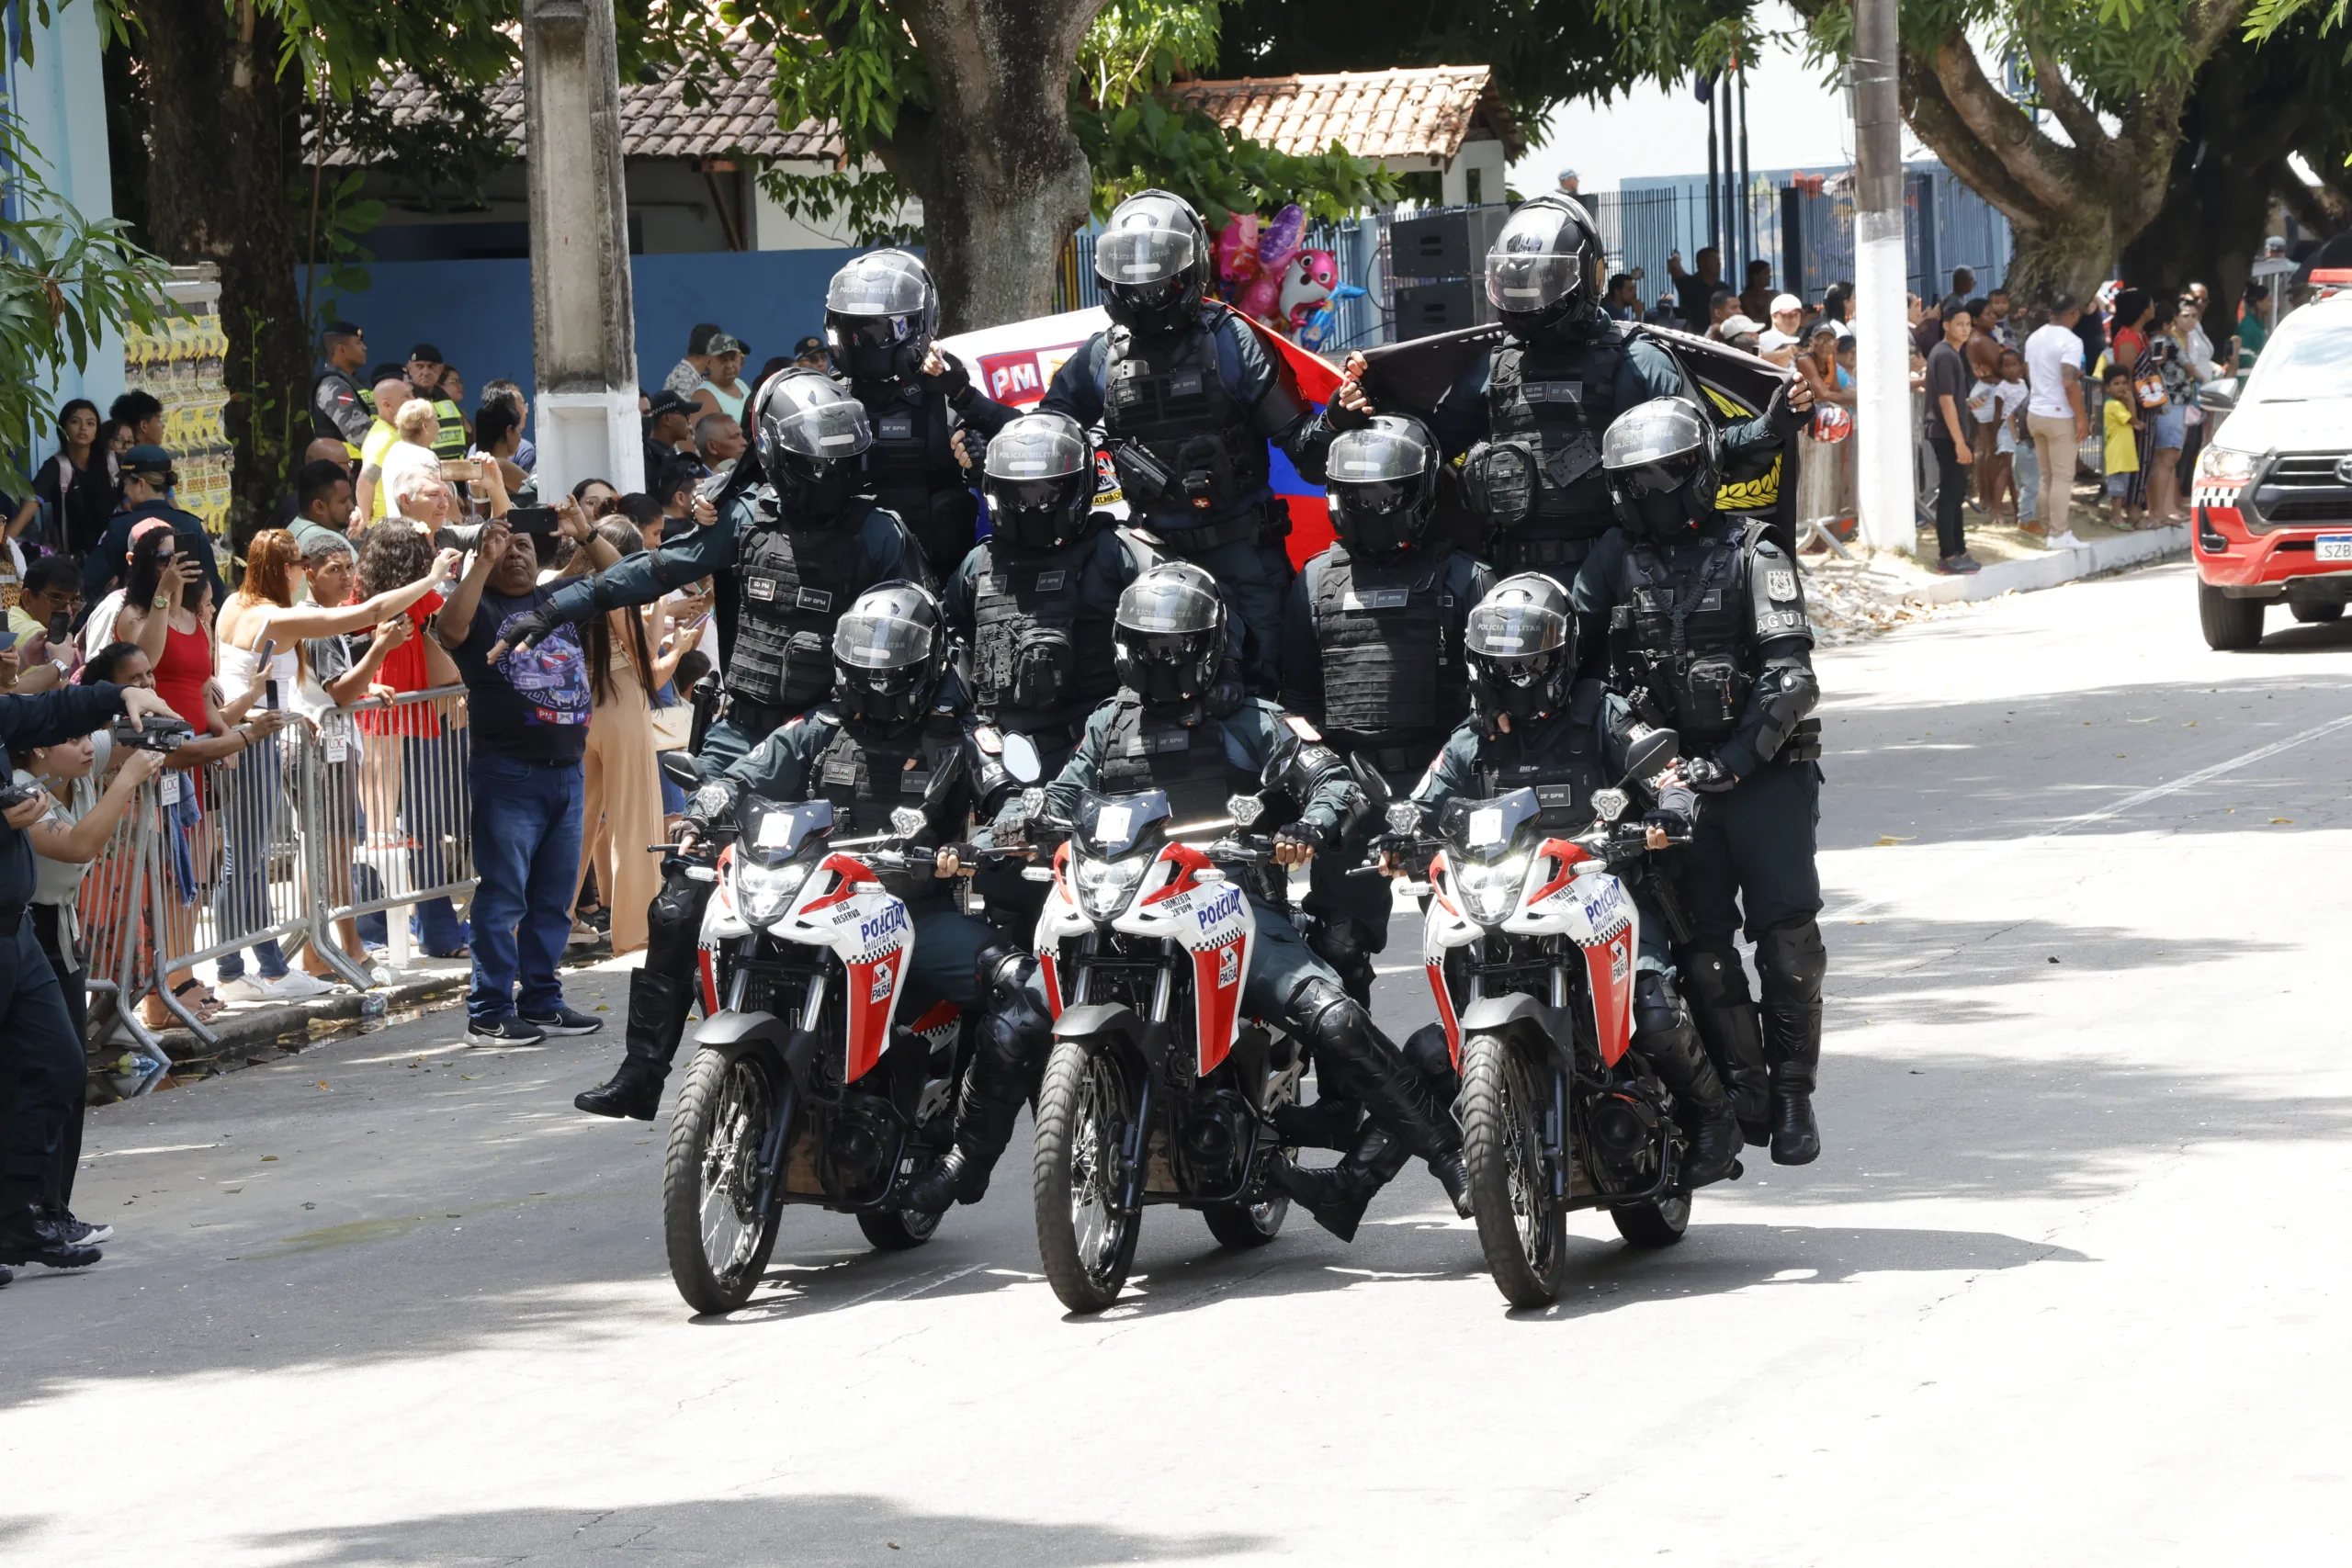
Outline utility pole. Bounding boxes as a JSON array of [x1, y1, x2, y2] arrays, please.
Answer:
[[522, 0, 643, 500], [1850, 0, 1914, 553]]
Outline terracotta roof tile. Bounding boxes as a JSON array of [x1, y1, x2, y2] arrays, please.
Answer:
[[1165, 66, 1521, 164]]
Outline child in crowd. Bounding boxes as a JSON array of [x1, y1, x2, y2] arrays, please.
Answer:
[[1966, 348, 2030, 526], [2103, 367, 2143, 528]]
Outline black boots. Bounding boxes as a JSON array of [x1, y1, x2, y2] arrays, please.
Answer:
[[1677, 942, 1774, 1145], [574, 1056, 666, 1120], [899, 1093, 1020, 1214], [1757, 920, 1826, 1166], [1281, 981, 1473, 1233], [1271, 1126, 1411, 1242], [1269, 1093, 1361, 1151], [0, 1181, 99, 1270], [901, 947, 1053, 1215], [574, 967, 692, 1119], [1634, 970, 1743, 1187]]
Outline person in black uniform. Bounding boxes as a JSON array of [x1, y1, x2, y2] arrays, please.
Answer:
[[0, 680, 185, 1270], [1038, 189, 1331, 692], [823, 249, 1020, 572], [311, 321, 373, 455], [1575, 397, 1826, 1164], [981, 562, 1472, 1239], [1280, 413, 1492, 1008], [1392, 573, 1742, 1185], [1329, 194, 1805, 579], [497, 369, 923, 778]]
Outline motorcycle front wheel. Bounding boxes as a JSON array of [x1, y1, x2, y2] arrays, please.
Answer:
[[1611, 1192, 1690, 1248], [663, 1039, 789, 1314], [1459, 1032, 1568, 1307], [1033, 1039, 1141, 1313]]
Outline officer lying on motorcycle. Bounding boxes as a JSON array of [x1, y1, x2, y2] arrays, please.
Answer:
[[988, 561, 1475, 1239], [1573, 396, 1825, 1165], [574, 584, 1048, 1147], [1379, 572, 1744, 1187]]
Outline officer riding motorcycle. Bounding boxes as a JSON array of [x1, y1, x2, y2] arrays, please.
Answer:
[[1574, 396, 1826, 1165], [1387, 572, 1743, 1187], [824, 249, 1019, 573], [1038, 189, 1331, 692], [991, 561, 1474, 1240]]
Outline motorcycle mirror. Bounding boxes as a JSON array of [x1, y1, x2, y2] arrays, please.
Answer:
[[1001, 731, 1043, 784], [660, 750, 705, 791], [1385, 800, 1422, 835], [1227, 793, 1266, 829], [1622, 726, 1680, 782], [1590, 787, 1630, 824], [888, 806, 928, 840]]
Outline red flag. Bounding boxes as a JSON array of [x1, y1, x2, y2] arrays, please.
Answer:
[[1216, 302, 1343, 407]]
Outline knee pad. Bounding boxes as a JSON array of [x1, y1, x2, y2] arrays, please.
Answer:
[[1755, 919, 1826, 1007], [1675, 941, 1752, 1011], [1632, 969, 1691, 1042], [648, 870, 712, 947], [1399, 1021, 1455, 1086], [1306, 919, 1377, 998], [973, 942, 1052, 1079], [1289, 976, 1371, 1066]]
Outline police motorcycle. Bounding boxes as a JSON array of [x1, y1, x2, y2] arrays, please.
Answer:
[[655, 765, 1016, 1314], [996, 773, 1306, 1313], [1378, 726, 1707, 1307]]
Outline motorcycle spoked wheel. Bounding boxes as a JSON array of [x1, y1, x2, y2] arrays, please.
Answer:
[[1033, 1038, 1142, 1313], [1611, 1191, 1690, 1247], [1458, 1032, 1569, 1308], [858, 1203, 943, 1250], [1202, 1046, 1297, 1249], [663, 1038, 790, 1314]]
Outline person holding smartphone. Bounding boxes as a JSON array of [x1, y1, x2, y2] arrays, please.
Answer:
[[81, 446, 223, 610]]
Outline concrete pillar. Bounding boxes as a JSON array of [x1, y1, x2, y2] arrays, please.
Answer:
[[1850, 0, 1916, 554], [522, 0, 643, 498]]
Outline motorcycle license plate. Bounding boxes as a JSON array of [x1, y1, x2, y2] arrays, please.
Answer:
[[2318, 535, 2352, 562]]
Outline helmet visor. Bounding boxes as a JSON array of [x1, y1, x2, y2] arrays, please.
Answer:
[[824, 254, 931, 319], [1118, 573, 1220, 636], [766, 396, 872, 459], [1096, 227, 1198, 287], [833, 610, 933, 673], [982, 417, 1090, 484], [1486, 249, 1582, 311], [1464, 600, 1569, 662], [1602, 400, 1709, 494], [989, 476, 1080, 514], [827, 313, 916, 351], [1327, 423, 1431, 485], [1329, 477, 1419, 519]]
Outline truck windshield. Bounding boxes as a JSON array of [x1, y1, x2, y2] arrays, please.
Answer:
[[2247, 317, 2352, 402]]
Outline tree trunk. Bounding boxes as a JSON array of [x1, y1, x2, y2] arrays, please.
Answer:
[[876, 0, 1104, 333], [130, 0, 310, 552]]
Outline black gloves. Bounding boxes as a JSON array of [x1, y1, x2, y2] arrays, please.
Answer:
[[1204, 670, 1246, 717], [1274, 820, 1329, 852], [500, 607, 559, 654], [925, 353, 973, 404], [1680, 756, 1739, 794]]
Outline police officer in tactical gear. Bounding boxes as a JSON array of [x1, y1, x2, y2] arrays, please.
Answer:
[[1329, 194, 1803, 579], [573, 584, 1048, 1137], [997, 563, 1474, 1240], [1393, 573, 1743, 1186], [823, 249, 1019, 571], [1279, 414, 1492, 1012], [1575, 397, 1826, 1165], [1038, 190, 1332, 692], [500, 369, 924, 779]]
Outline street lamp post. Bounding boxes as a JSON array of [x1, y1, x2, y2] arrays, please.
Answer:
[[1851, 0, 1915, 553]]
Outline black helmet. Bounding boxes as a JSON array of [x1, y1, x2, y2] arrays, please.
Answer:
[[1602, 397, 1719, 539], [1095, 189, 1211, 337], [755, 368, 871, 519], [1326, 414, 1438, 559], [1484, 194, 1607, 340], [832, 580, 948, 730], [1464, 573, 1575, 723], [823, 249, 938, 388], [982, 412, 1097, 553], [1114, 561, 1226, 708]]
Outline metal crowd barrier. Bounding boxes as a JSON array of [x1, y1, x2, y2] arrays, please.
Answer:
[[77, 684, 479, 1074]]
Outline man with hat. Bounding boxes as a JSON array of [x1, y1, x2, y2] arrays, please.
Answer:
[[643, 389, 697, 482], [311, 321, 372, 454], [405, 344, 469, 466], [82, 446, 223, 609], [792, 335, 829, 370]]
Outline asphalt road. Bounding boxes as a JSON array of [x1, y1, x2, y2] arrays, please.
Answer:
[[6, 561, 2348, 1565]]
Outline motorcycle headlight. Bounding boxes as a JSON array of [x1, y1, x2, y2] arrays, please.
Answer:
[[2193, 445, 2258, 490], [1073, 851, 1148, 922], [734, 859, 811, 928], [1456, 851, 1531, 927]]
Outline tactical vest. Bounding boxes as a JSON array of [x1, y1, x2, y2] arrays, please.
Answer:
[[864, 389, 977, 569], [1467, 330, 1628, 568], [970, 536, 1118, 728], [1095, 699, 1246, 823], [430, 398, 469, 464], [1307, 547, 1464, 751], [1102, 318, 1267, 526], [729, 509, 867, 711], [1616, 530, 1753, 748], [1476, 682, 1612, 829], [810, 714, 967, 898]]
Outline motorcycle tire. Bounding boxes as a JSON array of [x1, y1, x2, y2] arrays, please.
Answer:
[[1459, 1032, 1568, 1308], [857, 1206, 942, 1251], [1033, 1039, 1141, 1313], [663, 1038, 790, 1314], [1611, 1193, 1691, 1248], [1202, 1191, 1289, 1248]]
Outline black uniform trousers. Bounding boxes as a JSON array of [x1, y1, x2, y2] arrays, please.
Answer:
[[0, 916, 84, 1194], [1679, 759, 1824, 942]]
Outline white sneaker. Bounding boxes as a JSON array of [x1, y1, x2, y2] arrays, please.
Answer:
[[213, 975, 284, 1006], [269, 970, 336, 999], [2048, 531, 2087, 549]]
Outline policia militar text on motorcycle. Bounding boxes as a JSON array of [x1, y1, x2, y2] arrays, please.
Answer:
[[1279, 413, 1492, 1010], [822, 250, 1021, 571], [496, 369, 926, 782], [1037, 189, 1340, 694], [1328, 194, 1807, 578], [988, 562, 1475, 1240], [1390, 572, 1742, 1187], [1575, 396, 1826, 1165]]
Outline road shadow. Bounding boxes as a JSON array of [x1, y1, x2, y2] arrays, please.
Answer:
[[236, 1494, 1263, 1566]]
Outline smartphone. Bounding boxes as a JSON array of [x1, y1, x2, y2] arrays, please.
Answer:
[[506, 504, 560, 535], [0, 628, 18, 654], [255, 638, 278, 711], [441, 458, 480, 482]]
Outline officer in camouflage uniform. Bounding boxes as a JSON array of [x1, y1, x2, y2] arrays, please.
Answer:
[[1575, 397, 1826, 1165]]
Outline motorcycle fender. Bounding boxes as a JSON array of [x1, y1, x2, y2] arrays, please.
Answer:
[[1049, 1002, 1167, 1071], [1459, 995, 1573, 1069], [692, 1009, 793, 1058]]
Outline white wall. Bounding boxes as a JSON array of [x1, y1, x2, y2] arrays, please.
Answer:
[[1442, 140, 1509, 208]]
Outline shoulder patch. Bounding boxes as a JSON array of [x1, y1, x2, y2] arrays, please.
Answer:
[[974, 726, 1002, 754], [1283, 715, 1322, 742], [1766, 569, 1798, 602]]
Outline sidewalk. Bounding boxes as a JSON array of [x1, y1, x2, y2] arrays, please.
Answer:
[[1804, 515, 2189, 637]]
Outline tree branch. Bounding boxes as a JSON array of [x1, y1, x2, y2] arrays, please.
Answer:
[[1909, 28, 2081, 215], [2020, 39, 2104, 164]]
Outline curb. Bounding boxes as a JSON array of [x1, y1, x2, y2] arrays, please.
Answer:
[[1905, 524, 2189, 604], [126, 964, 474, 1069]]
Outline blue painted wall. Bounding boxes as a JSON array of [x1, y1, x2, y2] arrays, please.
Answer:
[[304, 245, 876, 408]]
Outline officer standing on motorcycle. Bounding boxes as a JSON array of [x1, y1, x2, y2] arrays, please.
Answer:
[[1038, 189, 1331, 692], [1575, 397, 1826, 1165], [1327, 194, 1804, 578], [574, 583, 1050, 1139], [987, 561, 1474, 1237], [823, 249, 1021, 572], [1279, 413, 1491, 1008], [1386, 573, 1743, 1186], [501, 369, 924, 780]]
